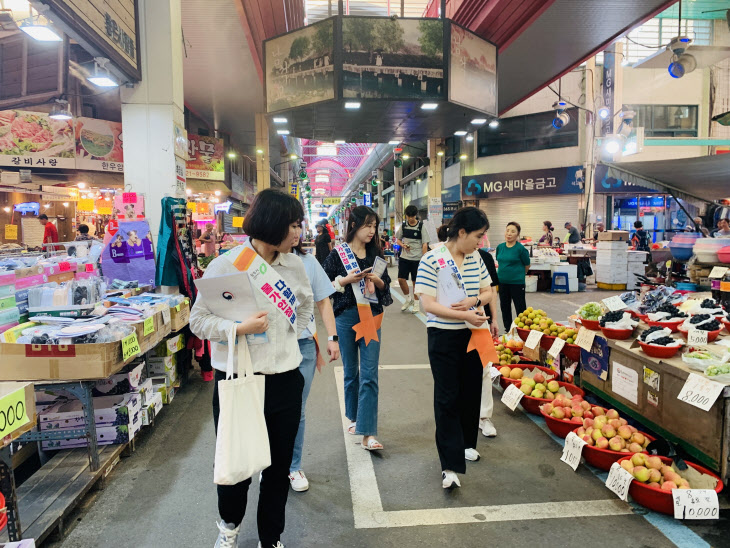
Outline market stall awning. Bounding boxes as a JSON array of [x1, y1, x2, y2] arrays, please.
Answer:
[[186, 179, 231, 196], [602, 154, 730, 203]]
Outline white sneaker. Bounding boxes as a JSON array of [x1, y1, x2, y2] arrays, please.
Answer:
[[289, 470, 309, 492], [442, 470, 461, 489], [258, 543, 285, 548], [480, 419, 497, 438], [215, 520, 240, 548], [465, 448, 481, 462], [411, 301, 420, 314], [401, 298, 414, 312]]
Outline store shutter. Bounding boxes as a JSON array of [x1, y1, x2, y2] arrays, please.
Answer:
[[223, 214, 235, 233], [482, 195, 581, 247]]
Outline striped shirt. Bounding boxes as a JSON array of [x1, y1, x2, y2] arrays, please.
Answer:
[[415, 248, 491, 330]]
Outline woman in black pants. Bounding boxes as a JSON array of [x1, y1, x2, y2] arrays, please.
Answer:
[[495, 221, 531, 329], [190, 189, 314, 548]]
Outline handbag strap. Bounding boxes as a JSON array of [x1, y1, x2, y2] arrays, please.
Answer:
[[225, 323, 255, 379]]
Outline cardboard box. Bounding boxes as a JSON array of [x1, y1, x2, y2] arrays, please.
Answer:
[[93, 362, 145, 397], [597, 230, 630, 242], [42, 422, 141, 450], [132, 309, 171, 355], [142, 391, 163, 425], [0, 339, 128, 381], [151, 376, 174, 404], [147, 355, 176, 376], [3, 539, 36, 547], [46, 272, 75, 285], [0, 284, 14, 298], [152, 334, 185, 357], [134, 377, 154, 405], [170, 299, 190, 332], [0, 295, 16, 310], [40, 393, 142, 430]]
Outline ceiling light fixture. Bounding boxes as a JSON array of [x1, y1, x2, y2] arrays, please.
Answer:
[[273, 117, 288, 123], [20, 17, 62, 42], [459, 153, 468, 160], [227, 152, 237, 159], [77, 182, 86, 189], [454, 131, 467, 136], [489, 120, 499, 128], [276, 129, 290, 135], [334, 140, 346, 144], [437, 150, 444, 157], [421, 103, 438, 110], [465, 134, 474, 142], [215, 190, 221, 196], [388, 140, 400, 145], [402, 154, 410, 160], [87, 57, 118, 87], [290, 154, 298, 160], [256, 149, 264, 154], [50, 99, 72, 120], [186, 188, 192, 195], [598, 105, 610, 120], [344, 102, 361, 110], [471, 118, 487, 125]]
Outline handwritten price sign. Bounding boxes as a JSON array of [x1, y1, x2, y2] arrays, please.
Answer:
[[548, 337, 566, 359], [673, 489, 719, 520], [605, 462, 634, 501], [677, 373, 724, 412], [490, 366, 501, 382], [122, 333, 141, 361], [162, 306, 171, 325], [687, 329, 708, 346], [501, 383, 524, 411], [602, 296, 627, 312], [143, 316, 155, 336], [574, 327, 596, 352], [560, 431, 587, 471], [525, 330, 543, 350]]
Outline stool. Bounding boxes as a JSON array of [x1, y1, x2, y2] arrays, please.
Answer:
[[551, 272, 570, 294]]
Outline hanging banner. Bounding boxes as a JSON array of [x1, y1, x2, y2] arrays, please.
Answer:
[[101, 220, 157, 287], [187, 135, 225, 181], [0, 110, 75, 168], [75, 117, 124, 172]]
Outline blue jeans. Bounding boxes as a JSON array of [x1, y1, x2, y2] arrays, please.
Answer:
[[290, 338, 317, 473], [336, 307, 381, 437]]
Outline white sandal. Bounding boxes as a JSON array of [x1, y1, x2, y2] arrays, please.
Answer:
[[347, 421, 357, 435], [362, 438, 383, 451]]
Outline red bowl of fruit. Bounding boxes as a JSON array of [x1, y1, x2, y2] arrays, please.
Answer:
[[538, 397, 598, 439], [541, 408, 582, 438], [643, 318, 685, 333], [562, 343, 581, 362], [519, 381, 584, 415], [628, 310, 648, 322], [578, 318, 601, 331], [616, 455, 723, 516], [574, 425, 655, 471], [677, 326, 722, 342], [600, 326, 635, 340], [723, 318, 730, 333], [637, 340, 683, 359], [497, 365, 556, 390]]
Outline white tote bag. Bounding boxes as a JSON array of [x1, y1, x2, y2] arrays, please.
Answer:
[[213, 324, 271, 485]]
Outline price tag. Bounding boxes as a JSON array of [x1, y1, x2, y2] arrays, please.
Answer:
[[708, 266, 728, 279], [605, 462, 634, 501], [687, 329, 708, 345], [0, 385, 30, 438], [673, 489, 719, 520], [58, 262, 71, 272], [574, 327, 596, 352], [548, 337, 566, 359], [560, 431, 587, 471], [143, 316, 155, 336], [603, 296, 627, 312], [175, 304, 181, 312], [121, 333, 141, 361], [677, 372, 724, 412], [162, 306, 171, 325], [123, 192, 138, 203], [501, 383, 524, 411], [490, 366, 501, 381], [85, 263, 94, 273], [525, 330, 543, 350]]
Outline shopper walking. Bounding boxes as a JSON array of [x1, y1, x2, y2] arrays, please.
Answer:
[[416, 207, 494, 489], [631, 221, 651, 252], [496, 222, 531, 330], [288, 239, 340, 493], [190, 188, 314, 548], [539, 221, 555, 246], [396, 205, 429, 314], [314, 224, 332, 265], [323, 206, 392, 451]]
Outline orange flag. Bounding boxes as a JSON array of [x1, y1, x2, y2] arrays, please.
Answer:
[[352, 304, 381, 345], [467, 329, 500, 368]]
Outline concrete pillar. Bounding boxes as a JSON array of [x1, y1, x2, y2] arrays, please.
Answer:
[[394, 164, 403, 227], [582, 58, 597, 239], [427, 139, 442, 201], [376, 168, 384, 221], [121, 0, 185, 244], [256, 113, 270, 191]]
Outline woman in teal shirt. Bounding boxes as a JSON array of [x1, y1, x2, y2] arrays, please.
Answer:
[[496, 222, 531, 329]]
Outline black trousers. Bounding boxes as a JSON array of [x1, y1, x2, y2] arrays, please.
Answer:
[[499, 283, 527, 329], [427, 328, 483, 474], [213, 367, 304, 546]]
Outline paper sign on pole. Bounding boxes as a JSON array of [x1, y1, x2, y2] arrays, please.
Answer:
[[232, 217, 244, 228], [4, 224, 18, 240], [548, 337, 566, 359]]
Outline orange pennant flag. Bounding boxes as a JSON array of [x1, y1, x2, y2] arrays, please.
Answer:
[[353, 304, 380, 345], [467, 329, 500, 368]]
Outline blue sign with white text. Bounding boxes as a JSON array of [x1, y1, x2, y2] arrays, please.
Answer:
[[461, 166, 584, 200], [364, 192, 372, 207]]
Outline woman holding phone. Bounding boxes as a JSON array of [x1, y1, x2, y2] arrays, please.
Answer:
[[415, 207, 493, 489], [323, 206, 392, 451]]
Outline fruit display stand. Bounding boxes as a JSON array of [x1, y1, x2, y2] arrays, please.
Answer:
[[578, 329, 730, 484]]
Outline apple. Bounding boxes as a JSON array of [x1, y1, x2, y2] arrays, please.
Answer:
[[571, 406, 584, 418], [509, 368, 523, 380], [609, 436, 624, 452], [619, 418, 628, 426], [647, 482, 662, 491], [570, 416, 583, 424], [520, 384, 533, 396], [646, 456, 662, 470], [606, 409, 619, 419], [631, 433, 646, 446], [583, 411, 594, 420], [533, 372, 545, 384], [631, 453, 647, 467], [594, 416, 608, 429], [660, 465, 673, 477], [547, 380, 560, 393], [664, 471, 681, 484], [592, 407, 605, 416], [596, 437, 609, 449], [551, 407, 565, 419], [522, 377, 536, 389], [633, 466, 651, 482], [531, 389, 544, 398], [628, 443, 643, 453], [601, 425, 617, 439], [648, 469, 661, 483], [576, 427, 586, 437], [580, 401, 591, 411], [542, 403, 554, 414], [618, 425, 632, 440], [544, 391, 555, 401], [591, 428, 603, 441], [678, 479, 690, 489], [499, 366, 511, 377], [582, 435, 594, 445], [660, 481, 678, 492], [620, 460, 634, 474]]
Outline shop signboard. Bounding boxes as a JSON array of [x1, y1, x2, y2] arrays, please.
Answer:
[[322, 197, 341, 206], [363, 192, 372, 207], [289, 182, 299, 198], [602, 44, 616, 136], [442, 201, 459, 220], [0, 110, 75, 169], [461, 166, 584, 200], [75, 117, 124, 172], [594, 164, 662, 194], [42, 0, 141, 81], [186, 135, 225, 181], [449, 23, 497, 116], [175, 156, 187, 197], [342, 17, 444, 100], [265, 19, 335, 112]]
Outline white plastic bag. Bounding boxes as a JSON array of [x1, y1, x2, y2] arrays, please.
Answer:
[[214, 324, 270, 485]]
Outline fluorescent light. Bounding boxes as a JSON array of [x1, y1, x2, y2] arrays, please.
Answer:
[[87, 75, 118, 87], [388, 140, 400, 145], [344, 102, 361, 109], [437, 151, 444, 157], [20, 22, 62, 42], [316, 145, 337, 156], [454, 131, 467, 136], [273, 117, 288, 123], [334, 140, 346, 144], [459, 153, 468, 160], [277, 129, 290, 135], [256, 148, 264, 154], [471, 118, 487, 125], [489, 120, 499, 128], [227, 152, 236, 158], [421, 103, 438, 110], [465, 134, 474, 142]]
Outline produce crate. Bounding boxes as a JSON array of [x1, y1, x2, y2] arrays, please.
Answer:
[[170, 299, 190, 331], [597, 282, 627, 291]]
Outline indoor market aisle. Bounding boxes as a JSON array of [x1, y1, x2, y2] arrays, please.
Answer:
[[46, 282, 729, 548]]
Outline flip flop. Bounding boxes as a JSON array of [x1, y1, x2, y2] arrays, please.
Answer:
[[362, 438, 383, 451], [347, 422, 357, 435]]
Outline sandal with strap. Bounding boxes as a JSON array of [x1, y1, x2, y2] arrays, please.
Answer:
[[361, 438, 384, 451], [347, 422, 357, 435]]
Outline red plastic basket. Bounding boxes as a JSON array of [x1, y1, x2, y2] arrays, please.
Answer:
[[519, 381, 584, 415], [723, 319, 730, 334], [677, 326, 722, 342], [562, 343, 581, 362], [575, 427, 656, 471], [636, 340, 683, 359], [498, 365, 556, 390], [540, 407, 583, 438], [643, 318, 685, 333], [579, 318, 601, 331], [0, 490, 6, 532], [600, 326, 635, 340], [617, 455, 724, 516]]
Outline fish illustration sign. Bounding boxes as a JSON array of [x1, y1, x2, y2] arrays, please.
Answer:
[[461, 166, 585, 200]]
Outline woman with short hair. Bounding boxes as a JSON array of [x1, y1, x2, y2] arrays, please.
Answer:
[[496, 222, 530, 329]]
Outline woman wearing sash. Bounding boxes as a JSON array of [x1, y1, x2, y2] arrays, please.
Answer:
[[190, 189, 314, 548], [415, 207, 493, 489], [323, 206, 392, 451]]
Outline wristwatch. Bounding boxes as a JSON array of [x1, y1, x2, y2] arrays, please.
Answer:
[[474, 297, 482, 308], [328, 335, 339, 342]]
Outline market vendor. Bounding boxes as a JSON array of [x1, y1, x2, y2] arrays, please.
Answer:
[[564, 221, 581, 244], [712, 217, 730, 238]]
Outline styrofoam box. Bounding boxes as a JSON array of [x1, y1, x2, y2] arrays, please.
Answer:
[[597, 241, 630, 250], [550, 264, 578, 277]]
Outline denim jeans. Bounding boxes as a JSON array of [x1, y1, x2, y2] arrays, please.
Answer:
[[336, 307, 381, 437], [290, 338, 317, 473]]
